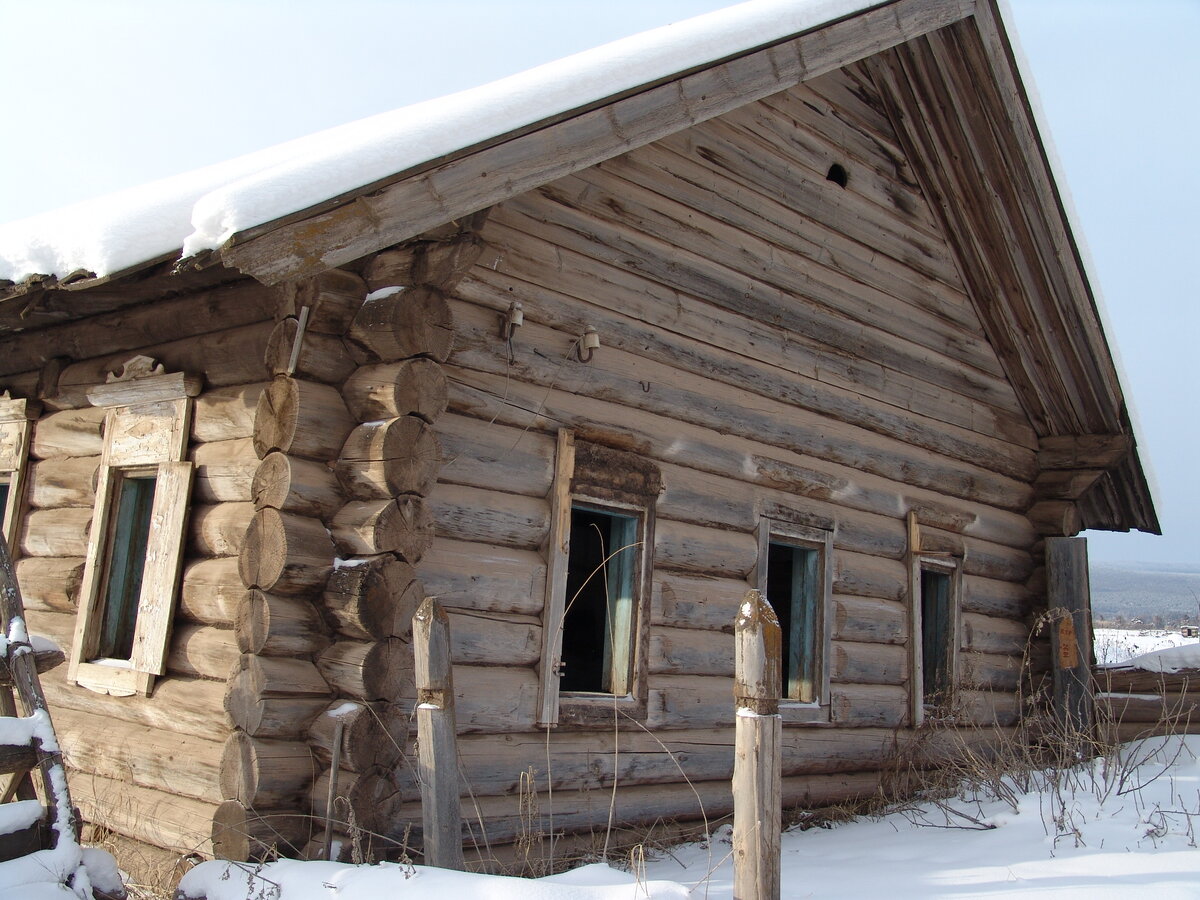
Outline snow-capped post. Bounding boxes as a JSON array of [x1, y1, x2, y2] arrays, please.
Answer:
[[1047, 537, 1095, 746], [413, 596, 465, 870], [733, 589, 782, 900]]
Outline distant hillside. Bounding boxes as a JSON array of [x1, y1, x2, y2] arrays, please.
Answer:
[[1089, 562, 1200, 626]]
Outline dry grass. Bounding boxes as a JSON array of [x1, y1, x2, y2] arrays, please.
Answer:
[[82, 826, 198, 900]]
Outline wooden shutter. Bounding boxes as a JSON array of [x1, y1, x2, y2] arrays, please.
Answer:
[[131, 461, 194, 676]]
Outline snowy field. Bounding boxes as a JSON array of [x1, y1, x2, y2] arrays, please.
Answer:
[[1094, 628, 1197, 666], [178, 735, 1200, 900]]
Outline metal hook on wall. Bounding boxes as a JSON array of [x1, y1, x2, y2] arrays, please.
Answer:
[[576, 326, 600, 363]]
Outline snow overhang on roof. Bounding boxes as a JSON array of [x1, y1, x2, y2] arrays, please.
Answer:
[[0, 0, 1159, 535], [0, 0, 892, 291]]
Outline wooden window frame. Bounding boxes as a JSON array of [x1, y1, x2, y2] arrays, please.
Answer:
[[537, 430, 658, 727], [0, 393, 37, 553], [755, 519, 833, 726], [68, 358, 199, 697], [907, 513, 962, 725]]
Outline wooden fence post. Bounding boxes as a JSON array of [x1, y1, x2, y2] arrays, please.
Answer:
[[733, 589, 782, 900], [1047, 537, 1095, 742], [413, 597, 465, 870]]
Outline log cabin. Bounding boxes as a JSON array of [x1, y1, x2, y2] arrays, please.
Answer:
[[0, 0, 1159, 870]]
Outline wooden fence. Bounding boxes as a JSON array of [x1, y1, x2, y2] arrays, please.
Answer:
[[1095, 666, 1200, 743]]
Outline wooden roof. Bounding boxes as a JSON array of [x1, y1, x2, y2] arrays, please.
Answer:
[[0, 0, 1158, 534]]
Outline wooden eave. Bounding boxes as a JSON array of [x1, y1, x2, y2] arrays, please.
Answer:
[[0, 252, 241, 335], [863, 2, 1158, 534]]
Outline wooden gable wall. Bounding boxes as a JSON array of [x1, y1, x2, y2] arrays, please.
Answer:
[[406, 62, 1042, 843]]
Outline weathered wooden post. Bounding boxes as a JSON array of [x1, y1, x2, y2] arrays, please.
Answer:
[[413, 597, 465, 870], [733, 589, 782, 900], [1047, 537, 1095, 743]]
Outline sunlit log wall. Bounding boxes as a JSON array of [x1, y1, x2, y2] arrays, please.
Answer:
[[0, 59, 1053, 864]]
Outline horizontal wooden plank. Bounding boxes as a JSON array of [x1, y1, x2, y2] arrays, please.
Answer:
[[446, 373, 1035, 533], [418, 538, 546, 616], [447, 303, 1035, 507], [0, 280, 277, 380], [469, 217, 1032, 447], [71, 768, 216, 857], [489, 189, 1025, 423]]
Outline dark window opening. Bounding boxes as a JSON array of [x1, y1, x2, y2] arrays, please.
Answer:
[[826, 163, 849, 188], [96, 474, 157, 661], [0, 479, 10, 539], [560, 504, 639, 694], [767, 542, 821, 703], [921, 568, 952, 704]]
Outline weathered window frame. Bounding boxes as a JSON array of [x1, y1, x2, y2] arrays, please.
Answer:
[[537, 430, 659, 727], [755, 518, 833, 725], [68, 358, 199, 697], [0, 393, 37, 551], [907, 513, 962, 725]]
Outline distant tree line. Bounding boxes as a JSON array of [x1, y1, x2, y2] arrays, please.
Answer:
[[1094, 611, 1196, 630]]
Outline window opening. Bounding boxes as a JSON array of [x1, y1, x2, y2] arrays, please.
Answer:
[[920, 568, 952, 705], [767, 542, 821, 703], [96, 473, 158, 661], [0, 478, 10, 540], [560, 504, 639, 695]]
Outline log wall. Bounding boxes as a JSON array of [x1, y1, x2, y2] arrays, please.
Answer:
[[0, 61, 1054, 864], [2, 279, 281, 858], [411, 63, 1043, 853]]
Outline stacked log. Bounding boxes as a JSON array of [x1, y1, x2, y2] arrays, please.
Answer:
[[222, 232, 485, 860], [225, 272, 370, 856], [296, 230, 486, 855]]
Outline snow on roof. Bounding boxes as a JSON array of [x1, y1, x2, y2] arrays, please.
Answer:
[[0, 0, 874, 286]]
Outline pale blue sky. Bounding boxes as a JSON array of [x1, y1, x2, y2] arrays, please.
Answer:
[[0, 1, 1194, 566]]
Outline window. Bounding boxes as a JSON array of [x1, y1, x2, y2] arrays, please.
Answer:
[[537, 431, 660, 726], [95, 472, 158, 661], [68, 356, 198, 697], [907, 512, 961, 723], [0, 393, 36, 548], [919, 567, 953, 706], [767, 542, 821, 703], [560, 504, 640, 695], [756, 519, 832, 722]]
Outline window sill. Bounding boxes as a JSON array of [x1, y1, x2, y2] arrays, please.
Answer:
[[555, 693, 647, 728], [780, 702, 831, 726], [71, 659, 153, 697]]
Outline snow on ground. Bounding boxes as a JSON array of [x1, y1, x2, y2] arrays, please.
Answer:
[[178, 735, 1200, 900], [1094, 628, 1197, 666]]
